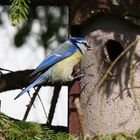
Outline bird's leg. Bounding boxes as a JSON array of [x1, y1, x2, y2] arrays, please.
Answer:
[[73, 68, 83, 77], [73, 63, 95, 76], [73, 73, 94, 80], [74, 73, 85, 80], [73, 68, 94, 80], [66, 75, 74, 81], [72, 63, 95, 80], [73, 73, 85, 80]]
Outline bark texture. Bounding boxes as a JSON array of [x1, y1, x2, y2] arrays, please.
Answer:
[[80, 15, 140, 135]]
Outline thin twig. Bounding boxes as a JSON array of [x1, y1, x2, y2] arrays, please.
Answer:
[[122, 86, 140, 92], [23, 86, 41, 120], [46, 86, 61, 126], [0, 67, 13, 73], [27, 91, 35, 108], [85, 36, 140, 105], [79, 82, 89, 95], [129, 46, 140, 112], [75, 98, 88, 136], [37, 94, 48, 122]]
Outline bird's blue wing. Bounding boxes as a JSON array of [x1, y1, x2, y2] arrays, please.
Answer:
[[30, 42, 77, 76], [14, 74, 46, 100], [14, 41, 78, 99]]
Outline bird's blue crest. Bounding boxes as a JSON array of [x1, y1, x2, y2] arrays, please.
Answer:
[[68, 37, 86, 44]]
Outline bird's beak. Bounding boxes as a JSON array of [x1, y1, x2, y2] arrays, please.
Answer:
[[84, 42, 92, 50], [87, 45, 92, 50]]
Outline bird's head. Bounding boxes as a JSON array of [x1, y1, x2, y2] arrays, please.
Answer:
[[68, 37, 91, 54]]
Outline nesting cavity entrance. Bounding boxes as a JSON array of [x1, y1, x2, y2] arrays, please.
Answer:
[[103, 39, 124, 63]]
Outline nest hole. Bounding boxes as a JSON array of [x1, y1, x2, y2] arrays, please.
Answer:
[[103, 39, 124, 63]]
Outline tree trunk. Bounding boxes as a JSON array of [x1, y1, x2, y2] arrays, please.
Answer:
[[80, 15, 140, 135]]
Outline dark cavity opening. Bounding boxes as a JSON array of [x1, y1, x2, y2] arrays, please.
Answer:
[[103, 39, 124, 62]]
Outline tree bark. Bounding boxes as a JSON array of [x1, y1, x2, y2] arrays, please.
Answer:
[[80, 16, 140, 135]]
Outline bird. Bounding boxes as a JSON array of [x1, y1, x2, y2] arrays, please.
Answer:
[[14, 37, 91, 100]]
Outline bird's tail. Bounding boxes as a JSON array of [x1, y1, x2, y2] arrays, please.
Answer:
[[14, 74, 46, 100]]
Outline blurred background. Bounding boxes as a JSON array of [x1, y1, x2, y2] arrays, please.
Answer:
[[0, 5, 68, 126]]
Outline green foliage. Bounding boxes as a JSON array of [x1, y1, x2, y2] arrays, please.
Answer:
[[9, 0, 30, 26], [0, 112, 140, 140], [0, 112, 74, 140], [135, 129, 140, 139]]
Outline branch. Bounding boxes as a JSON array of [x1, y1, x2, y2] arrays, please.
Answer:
[[47, 86, 61, 126], [37, 94, 48, 121], [0, 69, 72, 93], [74, 98, 88, 136], [0, 69, 34, 92], [23, 86, 41, 120]]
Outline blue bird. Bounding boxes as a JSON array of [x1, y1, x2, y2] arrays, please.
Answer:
[[15, 37, 91, 99]]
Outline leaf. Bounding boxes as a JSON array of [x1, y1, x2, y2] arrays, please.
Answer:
[[102, 134, 112, 140], [9, 0, 30, 26], [135, 128, 140, 138]]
